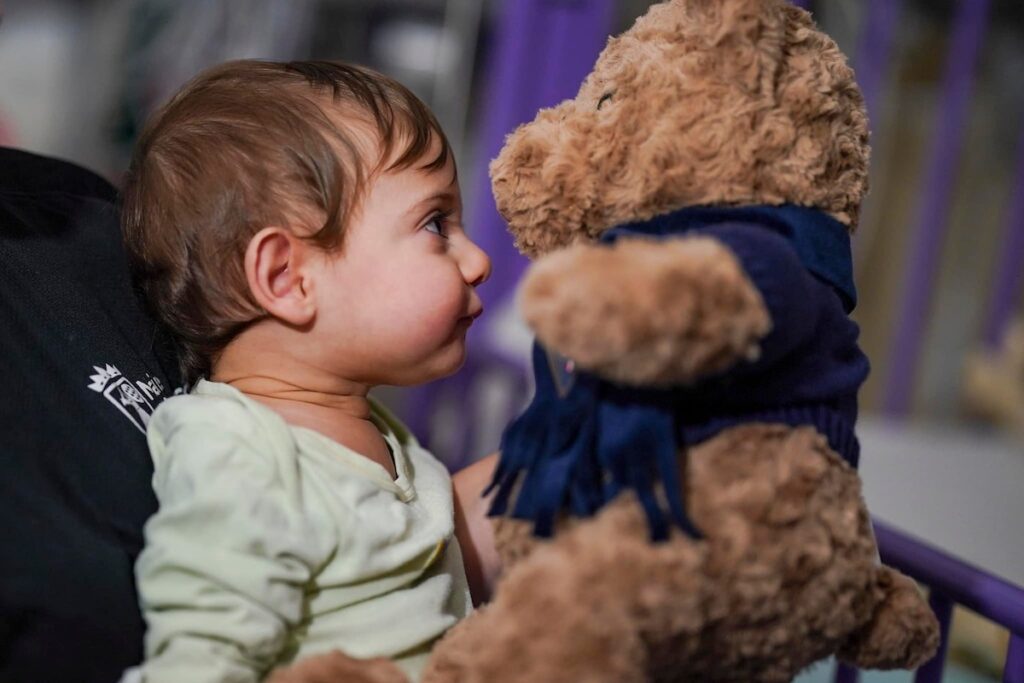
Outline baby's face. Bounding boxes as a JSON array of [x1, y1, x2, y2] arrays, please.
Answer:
[[306, 151, 490, 386]]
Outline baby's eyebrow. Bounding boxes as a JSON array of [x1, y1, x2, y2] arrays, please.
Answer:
[[405, 190, 458, 216]]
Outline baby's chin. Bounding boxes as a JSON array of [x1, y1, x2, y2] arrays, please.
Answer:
[[433, 315, 476, 370], [390, 338, 468, 387], [426, 340, 470, 381]]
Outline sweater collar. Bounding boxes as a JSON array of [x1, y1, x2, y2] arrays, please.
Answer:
[[601, 204, 857, 313]]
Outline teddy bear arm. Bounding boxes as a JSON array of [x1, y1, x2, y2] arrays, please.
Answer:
[[519, 233, 778, 386]]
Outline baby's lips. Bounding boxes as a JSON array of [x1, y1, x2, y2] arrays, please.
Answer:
[[458, 307, 483, 329], [465, 300, 484, 321]]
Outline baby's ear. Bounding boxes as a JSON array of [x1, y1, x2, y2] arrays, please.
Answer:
[[244, 227, 315, 326]]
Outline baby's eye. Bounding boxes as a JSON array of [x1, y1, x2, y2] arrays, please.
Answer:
[[424, 213, 450, 239], [597, 92, 614, 110]]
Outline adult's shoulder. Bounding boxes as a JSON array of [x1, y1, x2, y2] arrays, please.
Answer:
[[0, 146, 117, 203], [0, 148, 171, 683]]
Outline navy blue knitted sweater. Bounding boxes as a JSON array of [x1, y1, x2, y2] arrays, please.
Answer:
[[487, 205, 871, 540]]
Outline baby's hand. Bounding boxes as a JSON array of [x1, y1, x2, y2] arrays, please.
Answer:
[[266, 651, 410, 683]]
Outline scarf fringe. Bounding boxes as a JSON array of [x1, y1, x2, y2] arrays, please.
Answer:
[[486, 343, 701, 541]]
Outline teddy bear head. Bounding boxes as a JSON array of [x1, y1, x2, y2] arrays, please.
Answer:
[[491, 0, 869, 259]]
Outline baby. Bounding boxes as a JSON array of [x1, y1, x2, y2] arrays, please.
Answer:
[[120, 60, 498, 683]]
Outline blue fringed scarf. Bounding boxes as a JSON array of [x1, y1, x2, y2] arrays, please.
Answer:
[[485, 204, 855, 541]]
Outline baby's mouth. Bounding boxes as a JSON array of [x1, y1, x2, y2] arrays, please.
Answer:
[[459, 306, 484, 327]]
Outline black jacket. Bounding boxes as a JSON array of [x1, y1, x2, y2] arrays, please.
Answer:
[[0, 147, 179, 682]]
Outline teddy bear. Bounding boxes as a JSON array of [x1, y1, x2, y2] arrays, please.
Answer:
[[420, 0, 940, 682]]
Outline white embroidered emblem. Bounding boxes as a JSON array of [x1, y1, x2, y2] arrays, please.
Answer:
[[87, 363, 164, 434]]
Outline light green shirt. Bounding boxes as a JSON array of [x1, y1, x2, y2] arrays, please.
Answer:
[[132, 380, 471, 683]]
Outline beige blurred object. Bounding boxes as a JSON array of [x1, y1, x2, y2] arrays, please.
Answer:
[[963, 318, 1024, 437], [948, 607, 1011, 679]]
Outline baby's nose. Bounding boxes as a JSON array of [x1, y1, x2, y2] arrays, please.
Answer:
[[462, 239, 491, 287]]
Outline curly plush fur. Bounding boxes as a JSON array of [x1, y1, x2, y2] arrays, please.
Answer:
[[427, 430, 936, 683], [267, 650, 409, 683], [490, 0, 869, 259], [423, 0, 938, 681]]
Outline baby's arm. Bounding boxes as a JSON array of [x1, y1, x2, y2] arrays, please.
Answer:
[[133, 398, 333, 683], [452, 453, 501, 605]]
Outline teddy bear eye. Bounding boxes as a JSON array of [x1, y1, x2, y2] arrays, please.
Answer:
[[597, 92, 614, 110]]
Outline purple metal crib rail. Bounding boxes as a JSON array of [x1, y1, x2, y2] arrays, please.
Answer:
[[834, 521, 1024, 683]]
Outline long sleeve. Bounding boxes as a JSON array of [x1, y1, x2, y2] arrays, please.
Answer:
[[697, 222, 833, 374], [133, 397, 335, 683]]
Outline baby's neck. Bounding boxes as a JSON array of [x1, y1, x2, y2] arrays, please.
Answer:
[[219, 374, 373, 420], [212, 341, 397, 479]]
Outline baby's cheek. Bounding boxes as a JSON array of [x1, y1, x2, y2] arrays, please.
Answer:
[[403, 278, 465, 331]]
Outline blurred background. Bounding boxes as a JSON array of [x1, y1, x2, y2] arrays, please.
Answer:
[[1, 0, 1021, 680]]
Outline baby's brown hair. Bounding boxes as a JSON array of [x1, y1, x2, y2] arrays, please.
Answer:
[[122, 60, 451, 384]]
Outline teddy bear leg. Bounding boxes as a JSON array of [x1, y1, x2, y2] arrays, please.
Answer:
[[837, 565, 940, 670], [425, 495, 707, 683], [420, 607, 503, 683], [491, 515, 546, 570], [422, 544, 648, 683]]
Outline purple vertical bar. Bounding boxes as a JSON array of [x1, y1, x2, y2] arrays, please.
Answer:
[[466, 0, 542, 303], [833, 662, 860, 683], [882, 0, 990, 416], [469, 0, 616, 310], [983, 131, 1024, 348], [468, 0, 536, 299], [853, 0, 903, 122], [914, 593, 954, 683], [404, 0, 616, 449], [790, 0, 811, 10], [1006, 634, 1024, 683]]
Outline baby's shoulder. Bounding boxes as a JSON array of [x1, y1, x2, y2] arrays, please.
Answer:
[[147, 385, 293, 474], [149, 391, 265, 448], [151, 390, 254, 431]]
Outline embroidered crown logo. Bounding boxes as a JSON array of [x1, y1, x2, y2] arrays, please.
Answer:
[[87, 364, 122, 393]]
